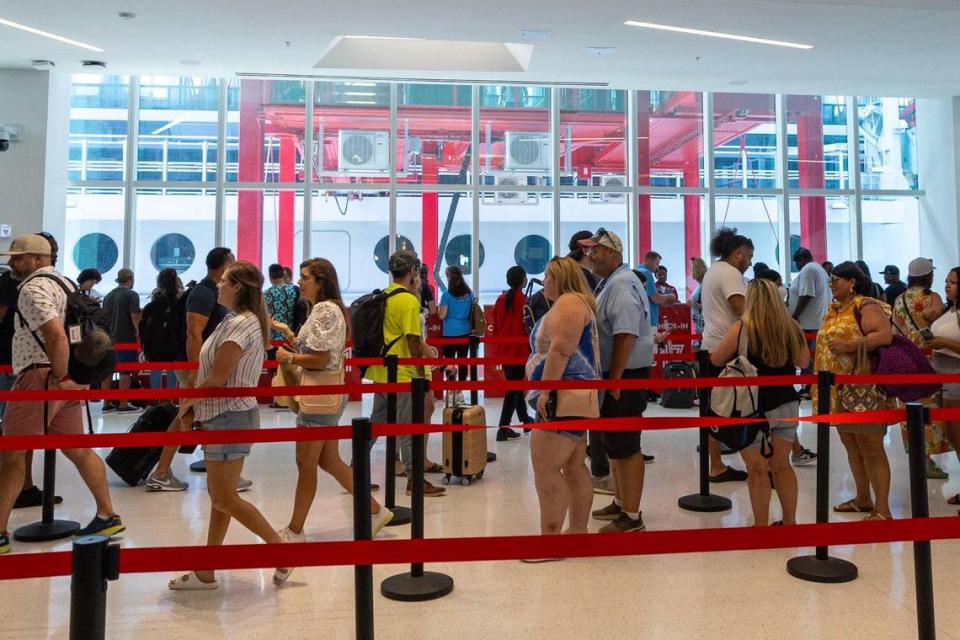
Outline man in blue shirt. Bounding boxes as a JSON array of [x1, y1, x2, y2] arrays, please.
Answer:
[[635, 251, 678, 327]]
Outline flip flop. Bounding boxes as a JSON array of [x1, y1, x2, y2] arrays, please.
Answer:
[[708, 466, 748, 483], [863, 512, 891, 521], [168, 572, 218, 590], [833, 499, 874, 513]]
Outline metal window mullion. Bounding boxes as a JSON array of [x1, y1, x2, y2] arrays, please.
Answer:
[[303, 82, 315, 261], [775, 94, 791, 281], [123, 77, 140, 270], [551, 87, 561, 262], [215, 78, 227, 247], [389, 83, 397, 259], [847, 95, 863, 260], [702, 92, 716, 261], [471, 85, 480, 295], [627, 89, 638, 267]]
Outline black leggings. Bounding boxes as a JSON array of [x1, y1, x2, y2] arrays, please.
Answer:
[[498, 365, 531, 426], [442, 337, 470, 382]]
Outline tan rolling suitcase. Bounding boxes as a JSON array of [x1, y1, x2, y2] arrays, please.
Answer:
[[442, 404, 487, 485]]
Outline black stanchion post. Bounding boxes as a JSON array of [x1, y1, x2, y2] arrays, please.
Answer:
[[383, 354, 411, 526], [906, 402, 936, 640], [678, 350, 732, 512], [352, 417, 375, 640], [69, 534, 120, 640], [787, 370, 858, 583], [381, 377, 454, 602]]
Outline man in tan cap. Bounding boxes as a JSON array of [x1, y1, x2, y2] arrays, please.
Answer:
[[0, 235, 124, 555]]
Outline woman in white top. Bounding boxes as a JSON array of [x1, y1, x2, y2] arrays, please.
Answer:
[[169, 261, 289, 590], [273, 258, 394, 540], [926, 265, 960, 506]]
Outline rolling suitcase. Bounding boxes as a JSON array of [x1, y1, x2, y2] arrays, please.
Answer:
[[105, 403, 178, 486], [442, 404, 487, 486]]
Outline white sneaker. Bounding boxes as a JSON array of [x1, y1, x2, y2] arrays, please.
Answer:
[[273, 528, 302, 585], [145, 471, 188, 492], [372, 508, 394, 537], [237, 476, 253, 492]]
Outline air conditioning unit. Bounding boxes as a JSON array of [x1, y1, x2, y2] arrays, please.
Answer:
[[338, 130, 389, 173], [492, 174, 539, 205], [504, 131, 551, 172], [596, 175, 627, 203]]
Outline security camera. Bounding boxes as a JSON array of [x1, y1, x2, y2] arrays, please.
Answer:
[[0, 128, 9, 153]]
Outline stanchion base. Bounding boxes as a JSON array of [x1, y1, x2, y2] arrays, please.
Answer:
[[787, 555, 858, 583], [189, 460, 207, 473], [381, 571, 454, 602], [385, 506, 411, 526], [14, 519, 80, 542], [677, 493, 731, 513]]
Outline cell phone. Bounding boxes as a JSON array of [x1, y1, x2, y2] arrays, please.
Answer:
[[177, 420, 202, 454], [919, 328, 934, 342]]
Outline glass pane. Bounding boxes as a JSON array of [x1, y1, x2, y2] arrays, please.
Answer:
[[713, 93, 777, 190], [642, 90, 703, 188], [137, 76, 220, 183], [786, 95, 850, 190], [559, 89, 626, 185], [650, 194, 705, 301], [69, 74, 130, 182], [64, 187, 124, 285], [861, 195, 920, 278], [227, 79, 307, 184], [479, 85, 551, 192], [857, 97, 918, 190], [713, 194, 783, 271], [559, 190, 626, 268], [788, 196, 851, 272], [312, 81, 392, 185], [397, 84, 472, 186], [309, 190, 391, 302], [224, 189, 304, 274], [134, 188, 216, 292]]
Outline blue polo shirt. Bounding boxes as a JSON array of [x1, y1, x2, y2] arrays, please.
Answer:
[[634, 265, 659, 327], [595, 265, 654, 371]]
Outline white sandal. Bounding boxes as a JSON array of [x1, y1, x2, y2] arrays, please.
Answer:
[[168, 571, 218, 590]]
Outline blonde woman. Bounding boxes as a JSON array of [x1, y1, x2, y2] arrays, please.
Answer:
[[168, 261, 290, 590], [689, 257, 708, 346], [525, 256, 599, 546], [274, 259, 394, 543], [710, 279, 809, 526]]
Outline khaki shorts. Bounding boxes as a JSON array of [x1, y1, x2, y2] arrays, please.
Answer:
[[3, 367, 83, 437]]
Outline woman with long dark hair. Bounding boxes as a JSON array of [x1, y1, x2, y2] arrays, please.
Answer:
[[439, 265, 473, 381], [142, 268, 181, 393], [273, 258, 393, 543], [493, 265, 531, 440], [855, 260, 885, 299]]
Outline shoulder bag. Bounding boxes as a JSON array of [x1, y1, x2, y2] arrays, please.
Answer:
[[297, 366, 346, 415], [836, 336, 885, 413], [552, 306, 601, 420]]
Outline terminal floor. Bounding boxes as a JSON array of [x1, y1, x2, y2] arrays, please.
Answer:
[[2, 398, 960, 640]]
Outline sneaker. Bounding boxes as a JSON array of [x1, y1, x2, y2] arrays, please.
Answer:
[[642, 453, 655, 464], [496, 427, 521, 442], [13, 485, 63, 508], [101, 404, 117, 414], [926, 459, 949, 480], [600, 513, 646, 533], [75, 514, 125, 538], [406, 480, 445, 497], [145, 471, 188, 492], [591, 501, 622, 521], [372, 508, 394, 536], [0, 530, 9, 554], [791, 448, 818, 466], [237, 477, 253, 492], [278, 526, 305, 544], [115, 405, 143, 414], [591, 475, 614, 495]]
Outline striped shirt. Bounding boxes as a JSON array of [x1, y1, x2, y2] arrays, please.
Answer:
[[194, 311, 266, 422]]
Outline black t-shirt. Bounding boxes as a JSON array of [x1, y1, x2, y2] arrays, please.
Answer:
[[102, 286, 141, 343], [582, 267, 599, 294], [885, 281, 907, 306], [419, 282, 435, 312], [176, 277, 227, 360], [0, 273, 19, 365], [748, 344, 800, 412]]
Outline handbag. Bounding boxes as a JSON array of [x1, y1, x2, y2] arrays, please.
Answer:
[[271, 362, 301, 414], [552, 313, 601, 419], [858, 300, 941, 402], [837, 336, 885, 413], [469, 297, 487, 336], [297, 367, 345, 415]]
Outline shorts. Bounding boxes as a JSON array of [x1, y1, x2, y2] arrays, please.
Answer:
[[750, 401, 799, 447], [3, 368, 83, 437], [538, 416, 586, 441], [201, 407, 260, 461], [932, 353, 960, 401], [297, 398, 347, 427], [115, 349, 139, 365], [0, 372, 17, 423], [601, 368, 649, 460]]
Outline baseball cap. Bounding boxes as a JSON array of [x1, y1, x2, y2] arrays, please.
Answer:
[[578, 228, 623, 254], [908, 258, 935, 278], [0, 234, 52, 256], [115, 268, 134, 283], [879, 265, 900, 277], [388, 249, 420, 275]]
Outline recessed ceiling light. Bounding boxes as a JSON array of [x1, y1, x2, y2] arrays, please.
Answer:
[[519, 29, 551, 41], [117, 12, 136, 20], [730, 80, 748, 86], [624, 20, 813, 50], [81, 60, 107, 68], [179, 59, 202, 66], [0, 16, 104, 52], [585, 47, 616, 56]]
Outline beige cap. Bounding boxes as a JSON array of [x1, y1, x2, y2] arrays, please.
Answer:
[[0, 234, 52, 256], [578, 228, 624, 254]]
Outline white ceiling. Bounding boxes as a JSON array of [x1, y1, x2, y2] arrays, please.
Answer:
[[1, 0, 959, 96]]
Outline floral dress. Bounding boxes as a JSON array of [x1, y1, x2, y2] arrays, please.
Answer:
[[892, 288, 953, 456]]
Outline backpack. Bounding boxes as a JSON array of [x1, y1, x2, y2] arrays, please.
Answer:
[[708, 326, 771, 456], [139, 295, 178, 362], [469, 296, 487, 336], [349, 287, 417, 374], [522, 288, 551, 335], [660, 361, 696, 409], [17, 273, 117, 386]]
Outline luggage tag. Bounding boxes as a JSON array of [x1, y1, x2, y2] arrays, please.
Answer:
[[67, 324, 82, 345]]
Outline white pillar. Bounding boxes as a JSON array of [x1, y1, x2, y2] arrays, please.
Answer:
[[916, 97, 960, 272]]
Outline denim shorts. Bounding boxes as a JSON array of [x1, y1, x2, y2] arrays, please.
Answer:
[[749, 401, 799, 448], [297, 399, 347, 428], [202, 407, 260, 461], [932, 353, 960, 401]]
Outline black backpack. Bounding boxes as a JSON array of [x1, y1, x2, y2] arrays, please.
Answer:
[[660, 361, 697, 409], [139, 295, 178, 362], [17, 273, 116, 386], [167, 283, 196, 360], [349, 287, 417, 374], [522, 287, 551, 335]]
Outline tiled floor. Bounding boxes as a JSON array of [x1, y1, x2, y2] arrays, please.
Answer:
[[2, 397, 959, 639]]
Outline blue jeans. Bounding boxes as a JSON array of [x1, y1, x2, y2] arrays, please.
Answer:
[[150, 369, 178, 393]]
